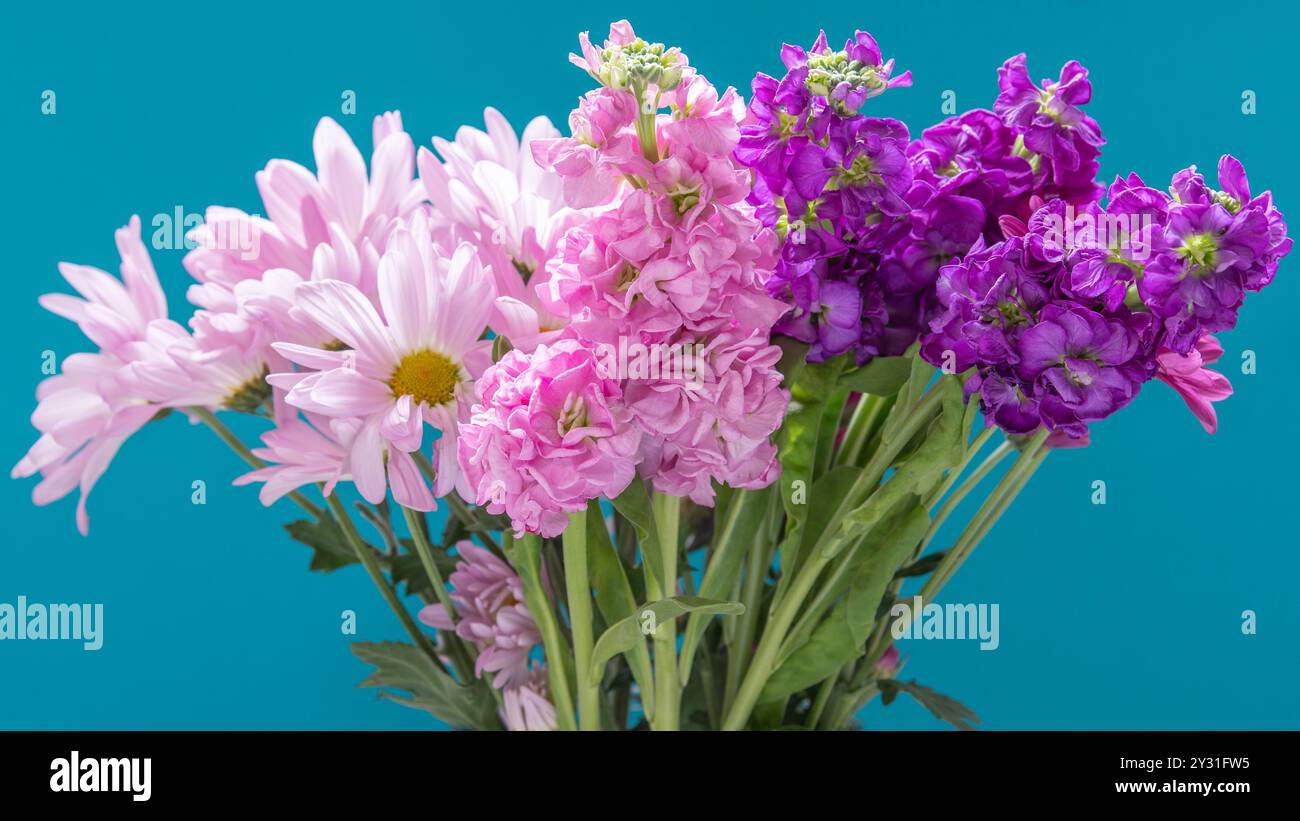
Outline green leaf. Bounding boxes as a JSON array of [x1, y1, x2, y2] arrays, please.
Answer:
[[584, 503, 656, 719], [838, 355, 912, 396], [794, 465, 862, 570], [385, 548, 459, 599], [679, 486, 773, 684], [774, 356, 847, 594], [880, 348, 937, 443], [285, 517, 358, 572], [351, 641, 500, 730], [589, 596, 744, 680], [760, 503, 929, 703], [879, 679, 981, 731], [609, 475, 664, 591], [824, 375, 964, 560]]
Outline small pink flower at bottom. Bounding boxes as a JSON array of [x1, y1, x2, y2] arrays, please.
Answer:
[[417, 541, 540, 689], [501, 667, 558, 731]]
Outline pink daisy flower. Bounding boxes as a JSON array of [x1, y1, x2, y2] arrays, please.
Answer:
[[12, 217, 169, 534], [270, 219, 494, 510], [419, 108, 581, 351], [417, 541, 541, 689]]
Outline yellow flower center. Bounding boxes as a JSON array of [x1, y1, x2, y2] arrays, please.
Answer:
[[388, 350, 459, 406]]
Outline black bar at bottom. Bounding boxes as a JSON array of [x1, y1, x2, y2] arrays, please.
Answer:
[[0, 730, 1286, 806]]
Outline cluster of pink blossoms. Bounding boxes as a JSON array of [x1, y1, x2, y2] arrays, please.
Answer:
[[457, 21, 790, 533]]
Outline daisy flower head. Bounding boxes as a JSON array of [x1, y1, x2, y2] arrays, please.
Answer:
[[271, 212, 495, 510], [13, 216, 170, 534], [418, 107, 582, 351]]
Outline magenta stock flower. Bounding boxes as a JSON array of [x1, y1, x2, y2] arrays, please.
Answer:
[[457, 337, 642, 538]]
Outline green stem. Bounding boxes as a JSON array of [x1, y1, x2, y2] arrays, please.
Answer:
[[923, 432, 1050, 599], [807, 668, 841, 729], [505, 532, 577, 731], [723, 529, 770, 714], [920, 440, 1013, 553], [400, 506, 477, 684], [192, 406, 324, 519], [722, 546, 830, 730], [835, 393, 885, 467], [650, 492, 682, 730], [727, 382, 946, 730], [563, 509, 600, 730], [924, 425, 997, 509], [324, 494, 440, 665]]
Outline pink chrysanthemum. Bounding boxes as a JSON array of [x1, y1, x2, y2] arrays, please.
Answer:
[[270, 217, 494, 510], [184, 112, 422, 291], [419, 108, 582, 352], [10, 216, 270, 534], [417, 541, 541, 689], [457, 336, 642, 537], [501, 667, 557, 731], [232, 413, 353, 506]]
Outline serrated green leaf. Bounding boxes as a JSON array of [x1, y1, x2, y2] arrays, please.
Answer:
[[352, 641, 500, 730], [284, 517, 358, 572], [589, 597, 744, 680], [879, 679, 980, 731]]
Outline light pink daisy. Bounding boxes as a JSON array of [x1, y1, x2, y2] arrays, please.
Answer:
[[419, 108, 580, 350], [12, 217, 169, 534], [270, 219, 494, 509], [232, 413, 354, 506], [184, 112, 423, 291]]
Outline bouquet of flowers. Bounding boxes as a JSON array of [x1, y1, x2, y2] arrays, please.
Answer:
[[15, 21, 1289, 731]]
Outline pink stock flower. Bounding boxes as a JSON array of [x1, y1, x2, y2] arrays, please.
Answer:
[[539, 190, 787, 345], [531, 88, 641, 209], [417, 541, 541, 689], [1155, 334, 1233, 434], [626, 329, 787, 504], [457, 337, 642, 537], [270, 220, 494, 510]]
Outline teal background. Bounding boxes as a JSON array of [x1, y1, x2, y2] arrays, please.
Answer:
[[1, 0, 1295, 729]]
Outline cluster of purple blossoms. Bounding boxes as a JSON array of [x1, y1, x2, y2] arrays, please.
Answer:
[[921, 156, 1290, 439], [737, 33, 1109, 365]]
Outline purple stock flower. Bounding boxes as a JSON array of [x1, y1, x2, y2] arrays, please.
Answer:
[[1139, 155, 1290, 353]]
